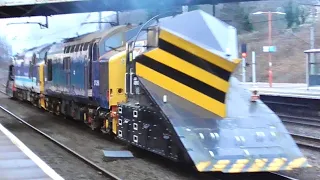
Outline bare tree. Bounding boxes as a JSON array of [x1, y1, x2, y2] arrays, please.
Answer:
[[0, 36, 11, 61]]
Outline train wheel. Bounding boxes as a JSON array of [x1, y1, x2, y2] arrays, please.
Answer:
[[32, 95, 37, 107], [50, 103, 54, 113], [101, 113, 112, 135], [90, 117, 102, 132], [38, 98, 41, 109], [55, 104, 60, 116]]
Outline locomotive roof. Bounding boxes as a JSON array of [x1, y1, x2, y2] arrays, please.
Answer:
[[62, 32, 93, 42], [21, 24, 141, 56], [33, 43, 53, 53], [22, 43, 53, 54], [23, 43, 53, 57], [47, 42, 64, 54], [62, 24, 134, 46]]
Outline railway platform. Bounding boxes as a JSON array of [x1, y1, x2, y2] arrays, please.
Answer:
[[0, 123, 64, 180], [241, 82, 320, 99]]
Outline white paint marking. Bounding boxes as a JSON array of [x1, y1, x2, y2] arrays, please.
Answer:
[[0, 123, 64, 180], [243, 149, 250, 156], [209, 150, 215, 157], [199, 133, 204, 140], [163, 95, 167, 103]]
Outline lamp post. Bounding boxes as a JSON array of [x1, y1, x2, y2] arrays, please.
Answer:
[[252, 11, 286, 87]]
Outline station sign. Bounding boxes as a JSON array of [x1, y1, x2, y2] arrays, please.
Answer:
[[263, 46, 277, 53]]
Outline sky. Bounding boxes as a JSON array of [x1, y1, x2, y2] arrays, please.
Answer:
[[0, 11, 115, 54]]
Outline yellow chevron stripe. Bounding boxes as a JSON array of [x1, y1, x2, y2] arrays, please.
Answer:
[[236, 159, 249, 164], [196, 161, 211, 172], [136, 63, 226, 117], [287, 157, 307, 168], [247, 159, 268, 172], [228, 163, 246, 173], [159, 29, 239, 72], [233, 58, 241, 64], [216, 160, 230, 165], [211, 160, 230, 171], [144, 48, 229, 93], [212, 165, 228, 171], [267, 158, 287, 171], [227, 159, 249, 173], [285, 166, 293, 171]]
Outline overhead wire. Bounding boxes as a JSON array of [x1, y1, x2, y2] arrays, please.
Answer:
[[10, 11, 289, 42], [20, 16, 288, 42], [29, 12, 116, 41], [8, 11, 318, 49]]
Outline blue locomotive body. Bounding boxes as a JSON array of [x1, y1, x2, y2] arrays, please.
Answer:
[[43, 25, 138, 114]]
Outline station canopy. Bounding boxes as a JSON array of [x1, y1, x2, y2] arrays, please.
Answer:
[[0, 0, 262, 18]]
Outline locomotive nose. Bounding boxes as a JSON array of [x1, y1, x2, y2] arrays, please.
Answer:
[[192, 125, 310, 173], [120, 9, 310, 174]]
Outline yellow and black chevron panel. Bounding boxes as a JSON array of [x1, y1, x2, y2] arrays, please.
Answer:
[[195, 157, 310, 173], [159, 29, 240, 74], [135, 29, 240, 118]]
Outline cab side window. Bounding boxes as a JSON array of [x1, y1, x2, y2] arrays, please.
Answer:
[[8, 65, 14, 80], [83, 42, 89, 51], [104, 33, 123, 52], [47, 59, 53, 81]]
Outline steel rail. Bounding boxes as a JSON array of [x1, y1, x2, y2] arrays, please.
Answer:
[[280, 115, 320, 128], [279, 114, 320, 123], [272, 173, 299, 180], [262, 100, 308, 108], [0, 105, 122, 180], [290, 133, 320, 150], [282, 119, 320, 128]]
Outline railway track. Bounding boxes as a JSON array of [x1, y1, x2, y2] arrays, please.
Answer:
[[275, 113, 320, 150], [0, 104, 122, 180], [290, 133, 320, 150], [279, 114, 320, 128], [262, 98, 320, 150], [0, 89, 298, 180]]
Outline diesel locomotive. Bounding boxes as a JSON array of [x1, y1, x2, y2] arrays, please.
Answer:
[[6, 10, 310, 173]]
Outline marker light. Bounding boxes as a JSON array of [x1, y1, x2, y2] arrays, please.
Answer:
[[251, 90, 260, 102]]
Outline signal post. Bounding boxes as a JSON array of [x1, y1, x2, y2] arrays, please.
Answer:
[[241, 44, 247, 82]]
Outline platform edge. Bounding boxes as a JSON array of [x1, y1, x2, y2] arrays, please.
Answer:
[[0, 123, 64, 180]]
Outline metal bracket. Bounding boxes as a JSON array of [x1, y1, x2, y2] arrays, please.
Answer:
[[81, 21, 119, 27], [6, 16, 48, 29]]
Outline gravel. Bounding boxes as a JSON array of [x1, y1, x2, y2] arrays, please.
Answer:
[[0, 107, 107, 180], [276, 121, 320, 180], [278, 148, 320, 180]]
